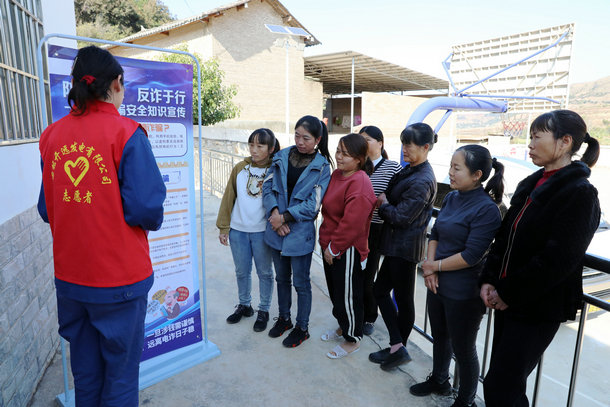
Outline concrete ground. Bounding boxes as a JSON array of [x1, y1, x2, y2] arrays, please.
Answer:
[[28, 192, 474, 407]]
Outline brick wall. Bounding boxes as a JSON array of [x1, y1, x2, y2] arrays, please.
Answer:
[[0, 206, 57, 407]]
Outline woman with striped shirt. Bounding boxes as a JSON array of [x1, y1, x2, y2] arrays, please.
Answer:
[[359, 126, 402, 335]]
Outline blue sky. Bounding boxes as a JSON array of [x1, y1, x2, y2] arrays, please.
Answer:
[[162, 0, 610, 84]]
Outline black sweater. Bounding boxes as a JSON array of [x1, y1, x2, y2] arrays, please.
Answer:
[[480, 161, 600, 321]]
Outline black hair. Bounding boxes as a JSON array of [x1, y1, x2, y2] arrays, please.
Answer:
[[68, 45, 124, 115], [359, 125, 388, 159], [530, 109, 600, 168], [295, 115, 334, 168], [248, 128, 280, 157], [339, 133, 374, 175], [400, 122, 438, 149], [456, 144, 505, 204]]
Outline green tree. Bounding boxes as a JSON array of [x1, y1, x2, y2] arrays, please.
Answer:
[[133, 0, 173, 28], [157, 44, 240, 125], [74, 0, 173, 41]]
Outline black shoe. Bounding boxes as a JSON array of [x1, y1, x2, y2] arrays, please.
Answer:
[[450, 399, 477, 407], [268, 317, 293, 338], [409, 374, 452, 397], [369, 347, 391, 364], [380, 347, 412, 371], [226, 304, 254, 324], [363, 322, 375, 336], [282, 327, 310, 348], [253, 310, 269, 332]]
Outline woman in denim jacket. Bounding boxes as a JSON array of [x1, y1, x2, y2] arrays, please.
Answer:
[[263, 115, 332, 348]]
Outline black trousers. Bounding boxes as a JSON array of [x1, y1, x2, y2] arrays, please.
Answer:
[[363, 222, 383, 323], [323, 247, 364, 343], [373, 256, 416, 346], [428, 291, 485, 405], [483, 311, 560, 407]]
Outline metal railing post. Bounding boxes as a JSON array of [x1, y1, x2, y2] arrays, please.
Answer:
[[567, 302, 589, 407], [480, 308, 493, 378], [532, 354, 544, 407]]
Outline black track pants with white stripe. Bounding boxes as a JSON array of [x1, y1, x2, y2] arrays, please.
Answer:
[[323, 247, 364, 343]]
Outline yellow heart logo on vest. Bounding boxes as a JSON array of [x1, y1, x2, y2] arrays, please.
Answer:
[[64, 157, 90, 187]]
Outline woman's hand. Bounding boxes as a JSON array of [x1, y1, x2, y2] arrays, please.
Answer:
[[323, 247, 335, 265], [276, 223, 291, 237], [488, 289, 508, 311], [480, 283, 495, 308], [269, 208, 283, 231], [480, 284, 508, 310], [422, 259, 439, 293], [219, 233, 229, 246], [421, 259, 437, 277], [424, 272, 439, 294], [378, 193, 388, 206]]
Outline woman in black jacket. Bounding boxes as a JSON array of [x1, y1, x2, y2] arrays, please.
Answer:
[[368, 123, 437, 370], [480, 110, 601, 407]]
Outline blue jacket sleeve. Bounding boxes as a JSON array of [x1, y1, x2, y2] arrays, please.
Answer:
[[262, 164, 279, 217], [118, 127, 166, 231], [37, 158, 49, 223]]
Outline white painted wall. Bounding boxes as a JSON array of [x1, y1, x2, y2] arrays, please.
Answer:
[[41, 0, 77, 46], [0, 143, 42, 225], [0, 0, 76, 226]]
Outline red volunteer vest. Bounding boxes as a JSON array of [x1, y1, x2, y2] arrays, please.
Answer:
[[40, 100, 153, 287]]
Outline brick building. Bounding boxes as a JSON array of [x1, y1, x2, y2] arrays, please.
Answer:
[[109, 0, 323, 134]]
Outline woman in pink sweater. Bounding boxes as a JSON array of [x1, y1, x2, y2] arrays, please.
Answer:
[[319, 133, 378, 358]]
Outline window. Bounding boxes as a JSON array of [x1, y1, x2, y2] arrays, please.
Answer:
[[0, 0, 44, 144]]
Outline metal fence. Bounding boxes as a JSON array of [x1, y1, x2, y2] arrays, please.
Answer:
[[200, 147, 243, 197], [201, 147, 609, 407]]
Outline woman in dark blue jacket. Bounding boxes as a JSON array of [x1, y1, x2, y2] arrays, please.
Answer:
[[262, 115, 332, 348], [480, 110, 601, 407], [410, 145, 504, 407], [369, 123, 437, 370]]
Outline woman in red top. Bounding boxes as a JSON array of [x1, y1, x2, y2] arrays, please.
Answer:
[[319, 133, 377, 358]]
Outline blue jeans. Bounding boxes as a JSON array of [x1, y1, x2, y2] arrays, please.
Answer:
[[229, 229, 274, 312], [271, 249, 313, 330]]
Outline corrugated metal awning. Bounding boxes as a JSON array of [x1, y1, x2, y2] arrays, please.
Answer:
[[304, 51, 448, 94]]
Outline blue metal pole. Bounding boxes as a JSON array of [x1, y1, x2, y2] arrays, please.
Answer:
[[434, 109, 453, 134], [461, 93, 561, 104], [407, 96, 507, 126], [455, 29, 570, 95], [195, 60, 209, 343], [441, 53, 457, 95], [60, 338, 70, 403]]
